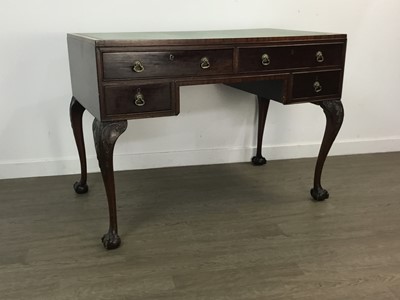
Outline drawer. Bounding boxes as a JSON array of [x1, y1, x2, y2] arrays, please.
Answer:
[[103, 83, 173, 117], [103, 49, 233, 80], [238, 43, 343, 73], [238, 46, 292, 72], [291, 70, 342, 101], [293, 44, 344, 68]]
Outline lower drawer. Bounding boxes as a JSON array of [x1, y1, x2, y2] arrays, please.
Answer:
[[103, 83, 173, 118], [291, 70, 342, 102]]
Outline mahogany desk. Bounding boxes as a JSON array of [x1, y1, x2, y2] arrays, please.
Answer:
[[67, 29, 346, 249]]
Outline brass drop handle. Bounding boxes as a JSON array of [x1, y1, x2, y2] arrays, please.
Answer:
[[200, 57, 210, 69], [132, 60, 145, 73], [261, 53, 270, 66], [316, 51, 324, 63], [134, 90, 145, 106], [314, 81, 322, 93]]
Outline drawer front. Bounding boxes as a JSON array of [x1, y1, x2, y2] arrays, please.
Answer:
[[238, 43, 343, 73], [104, 83, 172, 116], [103, 49, 233, 80], [291, 70, 342, 100], [293, 44, 344, 68], [238, 46, 292, 72]]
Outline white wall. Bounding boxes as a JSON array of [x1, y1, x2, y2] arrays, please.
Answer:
[[0, 0, 399, 179]]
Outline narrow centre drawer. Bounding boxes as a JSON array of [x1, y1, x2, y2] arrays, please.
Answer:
[[103, 49, 233, 80], [103, 83, 173, 117]]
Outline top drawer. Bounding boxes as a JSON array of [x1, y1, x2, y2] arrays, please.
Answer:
[[102, 49, 233, 80], [238, 43, 344, 73]]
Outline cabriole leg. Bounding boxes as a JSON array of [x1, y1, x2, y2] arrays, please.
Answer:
[[311, 100, 344, 201], [92, 118, 128, 250], [252, 96, 270, 165], [69, 97, 88, 194]]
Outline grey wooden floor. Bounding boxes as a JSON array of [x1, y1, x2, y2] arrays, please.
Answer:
[[1, 152, 400, 299]]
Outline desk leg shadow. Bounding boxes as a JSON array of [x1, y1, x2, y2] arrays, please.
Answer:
[[311, 100, 344, 201]]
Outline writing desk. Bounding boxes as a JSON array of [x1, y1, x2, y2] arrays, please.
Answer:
[[67, 29, 346, 249]]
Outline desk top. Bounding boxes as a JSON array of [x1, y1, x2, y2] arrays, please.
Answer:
[[68, 28, 346, 47]]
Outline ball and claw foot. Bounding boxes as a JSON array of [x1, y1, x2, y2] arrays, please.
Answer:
[[251, 155, 267, 166], [73, 181, 88, 194], [310, 187, 329, 201], [102, 231, 121, 250]]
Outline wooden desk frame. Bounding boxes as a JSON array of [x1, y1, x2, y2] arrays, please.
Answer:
[[67, 29, 346, 249]]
